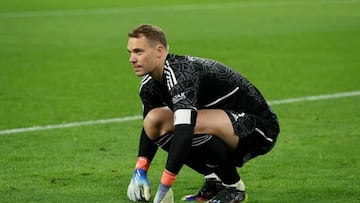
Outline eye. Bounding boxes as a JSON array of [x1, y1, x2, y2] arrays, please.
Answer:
[[134, 50, 144, 55]]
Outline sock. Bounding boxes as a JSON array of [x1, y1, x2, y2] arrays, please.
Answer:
[[223, 179, 246, 191], [205, 173, 221, 181]]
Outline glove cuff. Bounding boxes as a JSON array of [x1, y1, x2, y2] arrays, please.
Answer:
[[135, 157, 150, 171], [161, 169, 176, 187]]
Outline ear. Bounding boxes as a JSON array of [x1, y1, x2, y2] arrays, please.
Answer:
[[156, 45, 165, 58]]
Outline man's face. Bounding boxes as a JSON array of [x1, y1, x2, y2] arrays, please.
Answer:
[[127, 35, 159, 77]]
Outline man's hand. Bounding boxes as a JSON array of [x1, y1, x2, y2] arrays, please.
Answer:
[[127, 169, 151, 202], [153, 183, 174, 203]]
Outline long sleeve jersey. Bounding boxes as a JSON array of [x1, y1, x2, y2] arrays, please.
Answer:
[[139, 53, 278, 174]]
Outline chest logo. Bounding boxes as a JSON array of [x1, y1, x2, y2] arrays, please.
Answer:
[[172, 92, 186, 104]]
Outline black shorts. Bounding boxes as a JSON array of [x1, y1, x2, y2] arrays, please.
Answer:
[[154, 133, 213, 151], [225, 110, 280, 167]]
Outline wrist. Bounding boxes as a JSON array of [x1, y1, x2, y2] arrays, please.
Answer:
[[135, 157, 150, 171], [160, 169, 176, 187]]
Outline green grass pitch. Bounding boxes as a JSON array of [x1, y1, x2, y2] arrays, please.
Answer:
[[0, 0, 359, 202]]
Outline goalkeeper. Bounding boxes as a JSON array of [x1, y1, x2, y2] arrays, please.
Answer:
[[126, 24, 280, 203]]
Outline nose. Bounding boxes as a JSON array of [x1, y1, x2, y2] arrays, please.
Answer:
[[129, 53, 136, 64]]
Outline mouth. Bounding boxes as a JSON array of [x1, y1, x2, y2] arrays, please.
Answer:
[[133, 65, 142, 73]]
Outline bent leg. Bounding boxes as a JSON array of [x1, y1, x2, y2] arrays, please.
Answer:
[[196, 110, 239, 149], [143, 107, 174, 140], [185, 135, 240, 184], [143, 107, 239, 149]]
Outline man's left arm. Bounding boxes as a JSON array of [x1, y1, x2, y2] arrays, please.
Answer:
[[154, 82, 198, 202], [166, 108, 197, 174]]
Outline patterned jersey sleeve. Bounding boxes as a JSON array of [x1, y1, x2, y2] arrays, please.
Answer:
[[165, 58, 200, 111], [139, 75, 166, 117]]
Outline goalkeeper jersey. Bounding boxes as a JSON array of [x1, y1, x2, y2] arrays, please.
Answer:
[[140, 53, 276, 120], [138, 53, 278, 174]]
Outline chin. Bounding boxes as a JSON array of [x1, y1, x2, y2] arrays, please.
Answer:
[[135, 72, 145, 77]]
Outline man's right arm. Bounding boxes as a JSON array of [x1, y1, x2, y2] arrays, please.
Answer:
[[138, 127, 158, 161], [128, 77, 164, 201]]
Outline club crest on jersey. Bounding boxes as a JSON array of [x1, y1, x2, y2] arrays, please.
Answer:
[[172, 92, 186, 104]]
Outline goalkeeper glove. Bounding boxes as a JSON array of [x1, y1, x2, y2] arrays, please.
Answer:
[[153, 183, 174, 203], [127, 168, 151, 201], [127, 157, 151, 202]]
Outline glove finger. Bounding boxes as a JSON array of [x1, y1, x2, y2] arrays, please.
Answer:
[[127, 186, 137, 202], [129, 193, 137, 202], [135, 185, 144, 200], [127, 179, 138, 201], [139, 186, 148, 201], [143, 185, 151, 201]]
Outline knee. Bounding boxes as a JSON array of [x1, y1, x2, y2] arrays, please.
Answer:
[[143, 108, 173, 140], [144, 109, 163, 130]]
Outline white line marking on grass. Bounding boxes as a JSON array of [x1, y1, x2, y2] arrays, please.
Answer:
[[268, 91, 360, 105], [0, 0, 359, 18], [0, 90, 359, 136], [0, 115, 142, 136]]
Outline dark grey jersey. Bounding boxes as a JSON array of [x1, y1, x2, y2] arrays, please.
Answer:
[[138, 53, 279, 174], [140, 54, 276, 122]]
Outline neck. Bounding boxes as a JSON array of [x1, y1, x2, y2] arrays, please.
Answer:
[[151, 54, 167, 82]]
